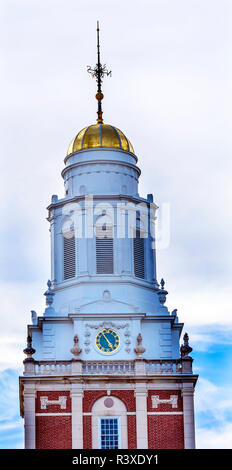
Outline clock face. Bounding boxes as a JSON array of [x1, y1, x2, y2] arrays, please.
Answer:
[[95, 328, 120, 353]]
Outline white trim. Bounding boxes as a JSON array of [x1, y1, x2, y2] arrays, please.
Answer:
[[135, 385, 148, 449], [40, 396, 67, 410], [98, 416, 121, 450], [147, 383, 182, 390], [151, 394, 178, 409]]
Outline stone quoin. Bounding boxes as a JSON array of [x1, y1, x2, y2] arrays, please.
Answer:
[[19, 22, 198, 449]]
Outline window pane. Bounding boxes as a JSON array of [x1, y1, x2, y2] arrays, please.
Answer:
[[100, 418, 119, 449]]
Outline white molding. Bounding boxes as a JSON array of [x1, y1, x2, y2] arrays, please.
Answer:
[[40, 396, 67, 410], [147, 383, 181, 390], [85, 321, 130, 330], [135, 385, 148, 449], [151, 395, 178, 409]]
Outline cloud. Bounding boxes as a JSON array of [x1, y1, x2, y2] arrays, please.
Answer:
[[0, 369, 24, 449], [166, 287, 232, 326], [186, 325, 232, 351], [197, 422, 232, 449], [195, 377, 232, 448]]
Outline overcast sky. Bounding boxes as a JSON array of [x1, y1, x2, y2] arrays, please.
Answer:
[[0, 0, 232, 448]]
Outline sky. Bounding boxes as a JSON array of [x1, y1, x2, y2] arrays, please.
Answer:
[[0, 0, 232, 448]]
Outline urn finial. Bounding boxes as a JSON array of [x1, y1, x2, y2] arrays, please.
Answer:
[[158, 278, 168, 305], [180, 332, 193, 358], [134, 333, 146, 359], [44, 280, 55, 314], [23, 335, 36, 362], [70, 334, 82, 359]]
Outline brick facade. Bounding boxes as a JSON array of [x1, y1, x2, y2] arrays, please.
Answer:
[[128, 415, 137, 449], [148, 415, 184, 449], [36, 416, 72, 449], [83, 415, 92, 449], [33, 387, 185, 449]]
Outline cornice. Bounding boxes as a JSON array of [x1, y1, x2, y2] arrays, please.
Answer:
[[47, 194, 157, 214], [64, 146, 138, 165]]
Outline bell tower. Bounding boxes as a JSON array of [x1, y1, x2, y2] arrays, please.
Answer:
[[19, 23, 198, 450]]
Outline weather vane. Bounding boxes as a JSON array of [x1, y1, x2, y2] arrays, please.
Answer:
[[87, 21, 112, 123]]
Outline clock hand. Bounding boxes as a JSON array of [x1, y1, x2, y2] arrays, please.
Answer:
[[102, 332, 113, 348]]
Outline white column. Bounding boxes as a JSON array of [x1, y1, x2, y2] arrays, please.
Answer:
[[135, 383, 148, 449], [24, 383, 36, 449], [182, 384, 196, 449], [71, 384, 83, 449]]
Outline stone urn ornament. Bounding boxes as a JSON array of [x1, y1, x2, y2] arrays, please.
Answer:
[[70, 334, 82, 359], [134, 333, 146, 359], [180, 332, 192, 358], [23, 335, 36, 362], [157, 278, 168, 305]]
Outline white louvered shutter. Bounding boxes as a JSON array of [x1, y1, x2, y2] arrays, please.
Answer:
[[96, 225, 114, 274], [133, 229, 145, 279], [63, 231, 76, 280]]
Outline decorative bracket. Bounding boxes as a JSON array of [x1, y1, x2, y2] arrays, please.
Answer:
[[40, 396, 67, 410], [151, 395, 178, 409]]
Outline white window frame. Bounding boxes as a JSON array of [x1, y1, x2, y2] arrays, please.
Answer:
[[98, 416, 121, 450]]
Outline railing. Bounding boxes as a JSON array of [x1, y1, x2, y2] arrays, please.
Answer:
[[34, 361, 72, 376], [146, 360, 182, 375], [24, 358, 190, 377], [82, 361, 134, 375]]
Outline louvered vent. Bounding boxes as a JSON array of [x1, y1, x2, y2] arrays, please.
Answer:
[[96, 226, 114, 274], [63, 231, 76, 280], [133, 230, 145, 279]]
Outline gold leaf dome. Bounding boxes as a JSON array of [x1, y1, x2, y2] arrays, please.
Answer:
[[67, 123, 134, 156]]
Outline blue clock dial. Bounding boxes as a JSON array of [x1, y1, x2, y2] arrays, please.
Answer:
[[95, 328, 120, 353]]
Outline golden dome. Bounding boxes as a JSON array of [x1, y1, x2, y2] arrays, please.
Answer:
[[67, 123, 134, 156]]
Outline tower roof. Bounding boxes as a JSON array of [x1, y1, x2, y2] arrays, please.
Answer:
[[67, 123, 134, 156]]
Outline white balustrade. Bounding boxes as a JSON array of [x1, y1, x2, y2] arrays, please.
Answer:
[[26, 359, 184, 377]]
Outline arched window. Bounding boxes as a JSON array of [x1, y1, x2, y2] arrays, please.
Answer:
[[133, 219, 145, 279], [92, 396, 128, 449], [63, 230, 76, 280], [96, 224, 114, 274]]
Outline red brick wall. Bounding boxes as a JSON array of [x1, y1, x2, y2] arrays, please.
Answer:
[[36, 416, 72, 449], [34, 388, 185, 449], [83, 391, 105, 412], [148, 415, 184, 449], [113, 390, 136, 412], [83, 415, 92, 449], [128, 415, 137, 449], [36, 391, 72, 449], [83, 390, 135, 412], [147, 390, 184, 449]]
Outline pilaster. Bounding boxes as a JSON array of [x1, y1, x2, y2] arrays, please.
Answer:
[[134, 382, 148, 449], [182, 383, 196, 449], [24, 383, 36, 449], [71, 383, 83, 449]]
